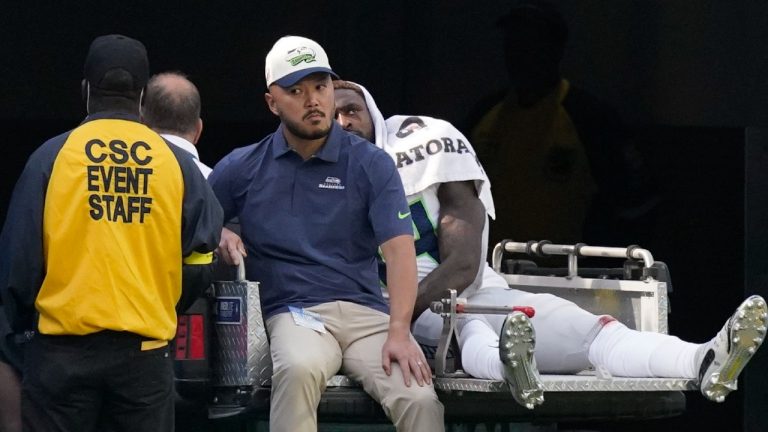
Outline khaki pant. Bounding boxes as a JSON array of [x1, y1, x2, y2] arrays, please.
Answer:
[[266, 301, 444, 432]]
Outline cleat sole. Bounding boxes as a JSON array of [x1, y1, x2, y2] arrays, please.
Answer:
[[701, 295, 767, 402], [500, 312, 545, 410]]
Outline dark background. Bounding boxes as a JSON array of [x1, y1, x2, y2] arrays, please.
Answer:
[[2, 1, 767, 431]]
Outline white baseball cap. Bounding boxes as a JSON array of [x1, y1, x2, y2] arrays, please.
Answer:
[[265, 36, 338, 88]]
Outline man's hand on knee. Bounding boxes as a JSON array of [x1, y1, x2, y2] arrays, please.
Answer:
[[381, 333, 432, 387]]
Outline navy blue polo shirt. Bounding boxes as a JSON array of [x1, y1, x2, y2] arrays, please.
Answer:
[[209, 122, 413, 319]]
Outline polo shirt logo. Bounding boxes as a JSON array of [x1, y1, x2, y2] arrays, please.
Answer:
[[318, 176, 345, 190]]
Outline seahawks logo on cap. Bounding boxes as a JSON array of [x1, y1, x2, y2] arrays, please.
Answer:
[[286, 47, 317, 66]]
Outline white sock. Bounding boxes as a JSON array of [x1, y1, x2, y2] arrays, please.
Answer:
[[458, 319, 506, 380], [588, 322, 701, 378]]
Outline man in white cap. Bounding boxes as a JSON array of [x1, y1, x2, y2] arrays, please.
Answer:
[[210, 36, 444, 432]]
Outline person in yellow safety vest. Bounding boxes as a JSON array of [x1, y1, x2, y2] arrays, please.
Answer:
[[0, 34, 222, 432]]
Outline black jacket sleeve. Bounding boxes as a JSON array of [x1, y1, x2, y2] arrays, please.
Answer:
[[166, 142, 224, 311], [177, 255, 217, 313], [0, 134, 67, 333]]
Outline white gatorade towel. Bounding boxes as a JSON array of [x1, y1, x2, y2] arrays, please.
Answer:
[[383, 114, 495, 220]]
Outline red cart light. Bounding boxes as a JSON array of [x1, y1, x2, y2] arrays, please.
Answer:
[[189, 314, 205, 360], [175, 314, 205, 360]]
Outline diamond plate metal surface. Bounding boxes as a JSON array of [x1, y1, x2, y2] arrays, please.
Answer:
[[211, 280, 271, 387], [323, 372, 697, 393], [432, 373, 697, 393], [657, 282, 669, 334]]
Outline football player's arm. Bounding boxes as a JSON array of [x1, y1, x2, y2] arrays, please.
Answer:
[[413, 180, 486, 320]]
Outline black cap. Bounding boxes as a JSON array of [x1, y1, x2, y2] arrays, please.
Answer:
[[84, 34, 149, 91]]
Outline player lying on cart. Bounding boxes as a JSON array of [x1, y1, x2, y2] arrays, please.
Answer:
[[327, 79, 767, 410]]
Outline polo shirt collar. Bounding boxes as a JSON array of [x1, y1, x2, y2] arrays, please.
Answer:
[[271, 122, 343, 162]]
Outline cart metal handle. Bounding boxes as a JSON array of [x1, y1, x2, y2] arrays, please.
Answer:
[[491, 240, 654, 279], [236, 260, 246, 282]]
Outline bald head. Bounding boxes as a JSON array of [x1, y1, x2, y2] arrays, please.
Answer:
[[142, 72, 202, 142]]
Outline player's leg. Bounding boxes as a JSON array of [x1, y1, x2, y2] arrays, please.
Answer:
[[413, 285, 606, 374], [457, 317, 505, 381], [587, 321, 700, 377], [413, 284, 598, 407], [458, 314, 545, 409], [588, 295, 767, 402], [470, 287, 606, 373]]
